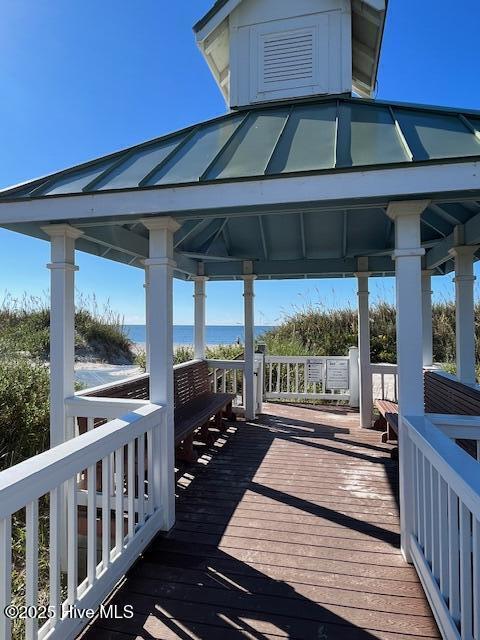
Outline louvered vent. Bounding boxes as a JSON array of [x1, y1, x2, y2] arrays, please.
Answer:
[[260, 28, 316, 91]]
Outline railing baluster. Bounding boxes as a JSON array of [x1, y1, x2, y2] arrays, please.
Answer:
[[430, 465, 440, 580], [448, 488, 460, 624], [49, 487, 62, 627], [147, 430, 153, 516], [459, 502, 473, 640], [25, 500, 39, 640], [0, 516, 12, 640], [115, 447, 124, 555], [87, 464, 96, 586], [87, 417, 94, 432], [276, 363, 280, 393], [286, 363, 290, 393], [222, 370, 226, 393], [438, 476, 450, 600], [233, 369, 238, 396], [295, 363, 299, 393], [417, 449, 424, 550], [473, 516, 479, 639], [127, 441, 135, 541], [137, 435, 145, 526], [67, 476, 78, 605], [423, 459, 432, 564], [101, 456, 111, 572], [268, 363, 272, 395]]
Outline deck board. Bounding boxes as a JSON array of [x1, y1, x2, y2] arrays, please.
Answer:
[[81, 402, 439, 640]]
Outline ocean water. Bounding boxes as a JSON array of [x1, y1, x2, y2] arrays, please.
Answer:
[[125, 325, 274, 346]]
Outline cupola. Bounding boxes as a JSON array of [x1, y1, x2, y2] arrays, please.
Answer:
[[194, 0, 387, 108]]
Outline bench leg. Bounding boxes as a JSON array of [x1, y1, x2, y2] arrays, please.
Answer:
[[215, 411, 226, 432], [373, 416, 387, 432], [387, 423, 398, 442], [223, 401, 236, 422], [200, 421, 216, 446], [176, 434, 198, 463]]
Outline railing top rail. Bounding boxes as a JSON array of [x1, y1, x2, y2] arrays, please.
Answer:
[[65, 395, 152, 419], [370, 363, 398, 370], [265, 355, 349, 363], [75, 371, 149, 397], [0, 403, 165, 519], [173, 358, 203, 371], [205, 359, 246, 369], [406, 414, 480, 517]]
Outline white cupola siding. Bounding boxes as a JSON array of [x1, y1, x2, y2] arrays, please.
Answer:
[[194, 0, 387, 108]]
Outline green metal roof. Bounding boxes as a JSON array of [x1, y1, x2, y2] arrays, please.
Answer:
[[2, 96, 480, 203]]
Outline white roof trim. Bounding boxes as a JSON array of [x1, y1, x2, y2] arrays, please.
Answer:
[[0, 161, 478, 226], [195, 0, 386, 42]]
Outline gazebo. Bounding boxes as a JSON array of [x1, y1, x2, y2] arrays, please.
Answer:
[[0, 1, 479, 639]]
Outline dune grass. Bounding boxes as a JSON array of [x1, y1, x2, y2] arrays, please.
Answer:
[[260, 299, 478, 367]]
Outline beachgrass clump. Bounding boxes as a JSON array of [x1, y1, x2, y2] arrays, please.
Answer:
[[136, 343, 245, 370], [260, 299, 479, 367], [0, 293, 134, 364]]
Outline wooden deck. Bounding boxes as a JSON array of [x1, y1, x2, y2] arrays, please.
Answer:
[[81, 403, 439, 640]]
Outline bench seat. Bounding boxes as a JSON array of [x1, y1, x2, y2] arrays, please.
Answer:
[[174, 360, 236, 461], [374, 399, 399, 444], [175, 391, 235, 445]]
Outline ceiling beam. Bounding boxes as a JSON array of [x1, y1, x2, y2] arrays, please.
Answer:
[[80, 225, 148, 258], [425, 208, 480, 269], [258, 216, 268, 261], [202, 256, 396, 279]]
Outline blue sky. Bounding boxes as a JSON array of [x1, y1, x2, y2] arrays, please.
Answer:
[[0, 0, 479, 325]]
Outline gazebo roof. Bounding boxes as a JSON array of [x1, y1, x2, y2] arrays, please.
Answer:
[[2, 96, 480, 202], [1, 95, 480, 281]]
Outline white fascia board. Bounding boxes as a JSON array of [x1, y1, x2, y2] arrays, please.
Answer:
[[195, 0, 242, 42], [0, 161, 479, 226]]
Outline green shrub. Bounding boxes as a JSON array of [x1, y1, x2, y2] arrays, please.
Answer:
[[0, 357, 50, 471]]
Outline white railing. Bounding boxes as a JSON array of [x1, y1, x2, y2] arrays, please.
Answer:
[[404, 414, 480, 640], [264, 355, 353, 402], [371, 363, 398, 403], [0, 403, 165, 640], [206, 358, 246, 409]]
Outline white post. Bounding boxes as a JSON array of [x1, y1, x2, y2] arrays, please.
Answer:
[[388, 200, 429, 563], [355, 265, 372, 427], [243, 274, 256, 420], [143, 266, 150, 373], [348, 346, 359, 408], [193, 276, 207, 360], [142, 217, 180, 531], [449, 245, 478, 385], [421, 271, 434, 367], [41, 224, 83, 447]]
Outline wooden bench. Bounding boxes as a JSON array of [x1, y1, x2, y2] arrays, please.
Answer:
[[374, 399, 399, 444], [174, 360, 235, 462]]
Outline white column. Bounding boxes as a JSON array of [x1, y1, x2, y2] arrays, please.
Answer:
[[193, 276, 207, 360], [449, 245, 478, 385], [421, 271, 434, 367], [142, 217, 180, 531], [348, 346, 359, 408], [355, 269, 372, 427], [243, 275, 256, 421], [387, 200, 429, 562], [41, 224, 83, 447], [143, 266, 150, 373]]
